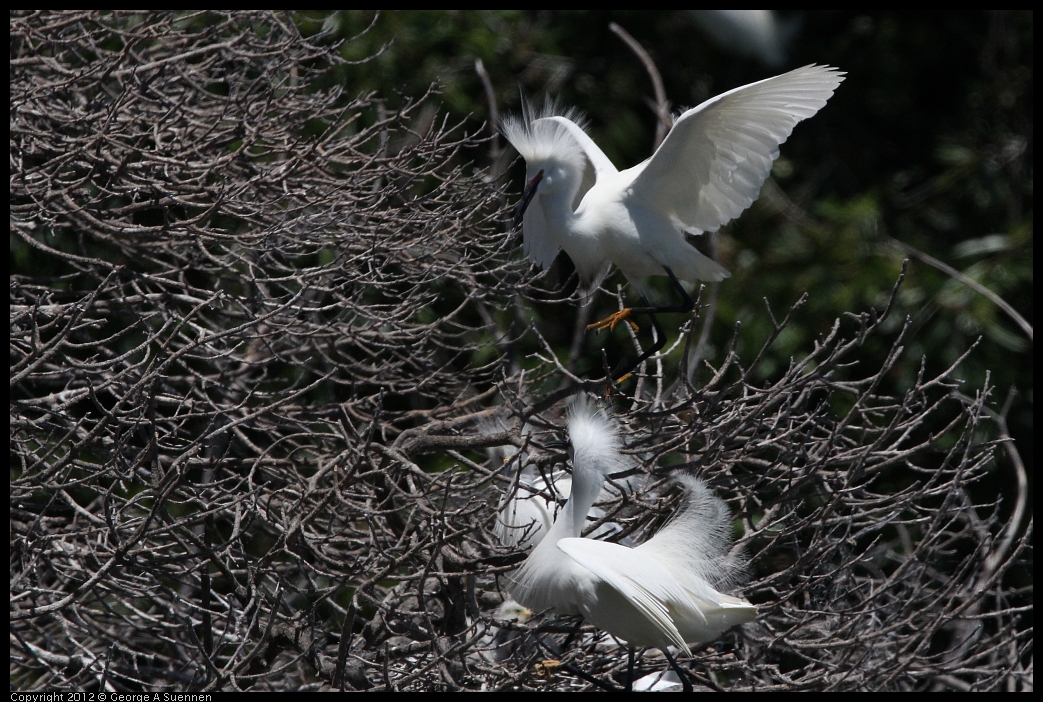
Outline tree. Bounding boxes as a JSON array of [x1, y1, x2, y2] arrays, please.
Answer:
[[11, 11, 1030, 691]]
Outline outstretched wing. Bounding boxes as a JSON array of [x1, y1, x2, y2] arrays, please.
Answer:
[[627, 64, 844, 234]]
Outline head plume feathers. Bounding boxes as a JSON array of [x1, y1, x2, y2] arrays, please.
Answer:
[[565, 397, 630, 482], [500, 97, 593, 177]]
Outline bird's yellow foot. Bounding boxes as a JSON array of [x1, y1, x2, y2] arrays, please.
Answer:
[[588, 308, 640, 333], [535, 659, 562, 679]]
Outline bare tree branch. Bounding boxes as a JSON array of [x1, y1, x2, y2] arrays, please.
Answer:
[[11, 10, 1030, 693]]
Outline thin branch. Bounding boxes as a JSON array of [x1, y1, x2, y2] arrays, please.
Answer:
[[609, 22, 671, 150]]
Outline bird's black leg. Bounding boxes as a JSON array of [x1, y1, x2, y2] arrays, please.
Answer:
[[663, 649, 694, 693], [560, 616, 584, 650], [592, 264, 698, 384], [626, 648, 635, 692], [626, 265, 694, 317]]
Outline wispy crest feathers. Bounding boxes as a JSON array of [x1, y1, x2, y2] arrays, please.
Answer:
[[566, 397, 630, 482], [641, 473, 748, 591], [500, 97, 591, 172]]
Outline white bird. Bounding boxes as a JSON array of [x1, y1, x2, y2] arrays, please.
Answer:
[[475, 599, 536, 664], [508, 400, 756, 690], [503, 64, 844, 347], [484, 414, 639, 550], [495, 453, 638, 550]]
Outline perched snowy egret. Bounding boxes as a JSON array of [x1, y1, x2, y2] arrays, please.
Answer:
[[508, 400, 756, 690], [503, 64, 844, 377]]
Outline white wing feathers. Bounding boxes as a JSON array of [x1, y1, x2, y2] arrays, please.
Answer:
[[555, 474, 757, 651], [637, 473, 742, 591], [628, 64, 845, 234], [556, 537, 695, 655]]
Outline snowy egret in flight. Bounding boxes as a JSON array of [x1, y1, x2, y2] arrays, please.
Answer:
[[503, 64, 844, 377], [508, 400, 756, 691]]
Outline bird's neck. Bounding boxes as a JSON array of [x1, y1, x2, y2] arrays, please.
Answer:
[[553, 471, 603, 541], [546, 207, 606, 285], [540, 180, 607, 284], [542, 186, 578, 230]]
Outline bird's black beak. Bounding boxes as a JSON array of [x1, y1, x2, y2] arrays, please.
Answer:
[[541, 438, 573, 468], [512, 169, 544, 230]]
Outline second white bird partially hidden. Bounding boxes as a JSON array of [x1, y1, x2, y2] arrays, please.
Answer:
[[503, 64, 844, 334], [508, 401, 756, 690]]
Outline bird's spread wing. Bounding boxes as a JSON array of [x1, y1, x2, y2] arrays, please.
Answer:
[[627, 64, 844, 234], [556, 537, 692, 655]]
